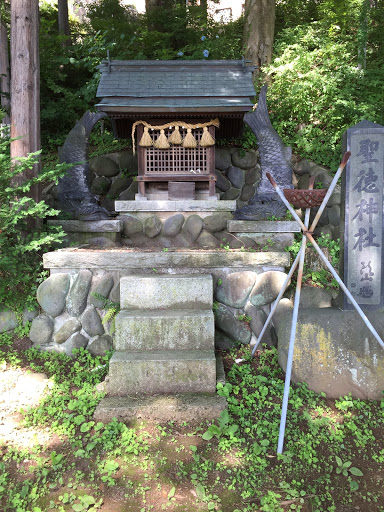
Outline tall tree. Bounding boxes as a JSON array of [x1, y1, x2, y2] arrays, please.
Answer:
[[0, 15, 10, 125], [243, 0, 275, 69], [10, 0, 40, 202], [58, 0, 71, 46]]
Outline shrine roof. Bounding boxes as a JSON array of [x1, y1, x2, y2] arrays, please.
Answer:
[[95, 60, 256, 114]]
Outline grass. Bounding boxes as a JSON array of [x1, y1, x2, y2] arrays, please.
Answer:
[[1, 335, 384, 512]]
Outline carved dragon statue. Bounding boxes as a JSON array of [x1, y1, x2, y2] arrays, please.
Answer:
[[235, 85, 293, 220], [57, 111, 110, 220]]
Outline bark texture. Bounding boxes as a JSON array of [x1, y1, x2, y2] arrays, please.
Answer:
[[10, 0, 40, 199], [243, 0, 275, 69], [58, 0, 71, 46], [0, 18, 10, 124]]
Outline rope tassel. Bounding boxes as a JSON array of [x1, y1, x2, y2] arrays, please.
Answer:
[[154, 129, 170, 149], [182, 128, 197, 148], [168, 126, 183, 145], [200, 126, 215, 147], [139, 126, 153, 147], [131, 118, 220, 154]]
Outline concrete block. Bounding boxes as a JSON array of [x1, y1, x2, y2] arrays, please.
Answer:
[[120, 274, 212, 310], [227, 220, 300, 233], [94, 394, 227, 423], [48, 220, 122, 233], [43, 250, 290, 270], [106, 350, 217, 395], [115, 200, 236, 212], [115, 310, 214, 350]]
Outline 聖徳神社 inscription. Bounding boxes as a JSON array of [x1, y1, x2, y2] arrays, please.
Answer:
[[341, 121, 384, 309]]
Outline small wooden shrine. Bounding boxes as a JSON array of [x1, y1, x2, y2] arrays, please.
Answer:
[[96, 59, 256, 200]]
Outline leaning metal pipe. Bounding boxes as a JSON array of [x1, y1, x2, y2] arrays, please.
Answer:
[[267, 171, 384, 351], [251, 248, 301, 356], [276, 185, 312, 454], [251, 177, 317, 357]]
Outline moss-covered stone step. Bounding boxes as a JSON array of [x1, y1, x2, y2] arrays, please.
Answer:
[[120, 274, 212, 310], [115, 310, 214, 351], [94, 393, 227, 423], [106, 350, 217, 396]]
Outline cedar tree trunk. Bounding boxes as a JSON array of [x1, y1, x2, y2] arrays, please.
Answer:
[[243, 0, 275, 69], [10, 0, 40, 202], [58, 0, 71, 46], [0, 17, 10, 125]]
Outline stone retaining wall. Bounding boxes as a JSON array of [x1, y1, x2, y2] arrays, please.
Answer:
[[43, 147, 341, 245], [28, 250, 291, 357]]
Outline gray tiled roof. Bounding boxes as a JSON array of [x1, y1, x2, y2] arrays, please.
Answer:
[[96, 60, 256, 111]]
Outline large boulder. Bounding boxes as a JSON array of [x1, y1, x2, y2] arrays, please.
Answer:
[[67, 270, 93, 317], [163, 214, 184, 237], [144, 216, 162, 238], [29, 315, 54, 345], [53, 317, 81, 344], [215, 271, 257, 309], [90, 156, 120, 178], [37, 273, 70, 317], [203, 212, 233, 233], [120, 214, 143, 237], [0, 310, 17, 333], [82, 306, 105, 337], [231, 149, 258, 169], [249, 271, 289, 307], [215, 148, 232, 171], [277, 308, 384, 399], [182, 215, 203, 242], [90, 274, 114, 308], [88, 334, 113, 357], [214, 303, 252, 344]]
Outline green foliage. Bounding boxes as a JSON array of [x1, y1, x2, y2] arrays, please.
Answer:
[[37, 1, 243, 149], [264, 9, 384, 169], [0, 137, 69, 311], [91, 292, 120, 334], [286, 234, 340, 290], [201, 409, 239, 441]]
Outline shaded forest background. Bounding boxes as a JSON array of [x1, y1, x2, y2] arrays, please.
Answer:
[[1, 0, 384, 168]]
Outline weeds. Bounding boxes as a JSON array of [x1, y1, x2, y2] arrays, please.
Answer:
[[1, 343, 384, 511]]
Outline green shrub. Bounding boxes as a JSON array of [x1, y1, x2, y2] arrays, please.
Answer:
[[0, 137, 69, 312], [264, 19, 384, 169]]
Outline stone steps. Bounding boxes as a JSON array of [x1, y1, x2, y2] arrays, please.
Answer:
[[107, 350, 217, 395], [119, 274, 212, 310], [115, 310, 214, 351], [104, 273, 221, 412]]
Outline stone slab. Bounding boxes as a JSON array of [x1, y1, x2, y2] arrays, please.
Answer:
[[106, 350, 217, 395], [277, 307, 384, 399], [115, 200, 236, 212], [115, 310, 214, 351], [94, 393, 227, 423], [43, 250, 290, 270], [48, 220, 122, 233], [236, 233, 294, 251], [228, 220, 300, 233], [120, 274, 212, 310]]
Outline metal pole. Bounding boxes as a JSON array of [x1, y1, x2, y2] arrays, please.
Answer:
[[251, 248, 302, 356], [267, 166, 384, 352], [276, 182, 312, 454], [304, 232, 384, 350]]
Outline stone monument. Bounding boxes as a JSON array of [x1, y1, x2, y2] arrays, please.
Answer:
[[339, 120, 384, 310]]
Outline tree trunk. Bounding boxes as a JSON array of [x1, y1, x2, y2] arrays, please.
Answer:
[[58, 0, 71, 47], [0, 17, 10, 125], [10, 0, 40, 203], [243, 0, 275, 69]]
